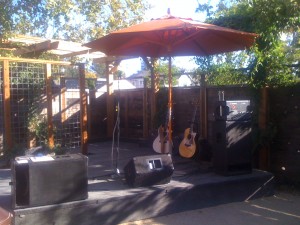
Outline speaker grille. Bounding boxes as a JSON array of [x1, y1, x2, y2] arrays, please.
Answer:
[[12, 153, 88, 208], [212, 121, 252, 175]]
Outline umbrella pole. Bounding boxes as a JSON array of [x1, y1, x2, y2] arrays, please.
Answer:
[[168, 56, 172, 154]]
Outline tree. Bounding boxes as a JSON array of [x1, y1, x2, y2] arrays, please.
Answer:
[[195, 0, 300, 87], [154, 58, 185, 87], [0, 0, 150, 42], [194, 51, 254, 86]]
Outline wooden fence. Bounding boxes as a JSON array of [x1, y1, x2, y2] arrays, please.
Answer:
[[1, 57, 299, 185], [88, 85, 299, 186]]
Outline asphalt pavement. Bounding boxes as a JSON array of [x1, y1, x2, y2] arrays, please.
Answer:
[[119, 191, 300, 225]]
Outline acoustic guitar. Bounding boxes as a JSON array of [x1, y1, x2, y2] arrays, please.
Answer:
[[179, 104, 198, 158], [153, 110, 172, 154]]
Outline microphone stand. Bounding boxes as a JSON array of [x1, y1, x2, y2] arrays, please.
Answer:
[[111, 75, 121, 178], [92, 75, 122, 180]]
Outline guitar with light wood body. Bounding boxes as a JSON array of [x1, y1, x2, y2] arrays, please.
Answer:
[[179, 104, 198, 158], [153, 110, 172, 154], [152, 125, 172, 154]]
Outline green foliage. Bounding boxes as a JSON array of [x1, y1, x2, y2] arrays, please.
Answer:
[[1, 0, 150, 42], [154, 59, 184, 87], [195, 0, 300, 88], [113, 70, 126, 80], [28, 114, 49, 146], [85, 70, 97, 89], [91, 63, 106, 77], [194, 0, 300, 157], [195, 51, 255, 85]]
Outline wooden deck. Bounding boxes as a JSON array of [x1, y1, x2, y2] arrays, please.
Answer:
[[0, 141, 274, 225]]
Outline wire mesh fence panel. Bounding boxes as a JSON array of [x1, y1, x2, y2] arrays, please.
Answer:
[[0, 64, 3, 152], [0, 61, 83, 152], [9, 62, 46, 149], [52, 65, 82, 149]]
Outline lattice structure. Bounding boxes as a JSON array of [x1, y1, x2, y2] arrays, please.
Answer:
[[0, 61, 83, 152], [0, 65, 3, 151], [52, 67, 83, 149], [0, 62, 47, 149]]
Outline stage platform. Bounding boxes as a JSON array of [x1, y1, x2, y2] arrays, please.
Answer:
[[0, 141, 274, 225]]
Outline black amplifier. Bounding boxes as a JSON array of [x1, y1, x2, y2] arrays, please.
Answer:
[[11, 153, 88, 209]]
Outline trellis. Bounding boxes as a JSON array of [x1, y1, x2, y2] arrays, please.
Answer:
[[0, 57, 88, 154]]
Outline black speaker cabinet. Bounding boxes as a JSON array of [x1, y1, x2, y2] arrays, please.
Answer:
[[11, 153, 88, 209], [212, 121, 252, 176], [124, 154, 174, 187]]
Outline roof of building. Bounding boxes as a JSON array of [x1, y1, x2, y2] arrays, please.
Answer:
[[127, 70, 150, 79]]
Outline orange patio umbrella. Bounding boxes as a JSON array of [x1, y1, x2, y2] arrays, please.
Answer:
[[84, 14, 258, 153], [85, 14, 257, 57]]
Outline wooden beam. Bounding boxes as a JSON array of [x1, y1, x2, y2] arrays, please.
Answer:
[[2, 60, 12, 150], [0, 57, 71, 65], [61, 49, 90, 58], [14, 40, 60, 55], [45, 63, 54, 149], [79, 63, 88, 155]]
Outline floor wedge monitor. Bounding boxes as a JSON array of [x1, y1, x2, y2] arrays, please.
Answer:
[[124, 154, 174, 187]]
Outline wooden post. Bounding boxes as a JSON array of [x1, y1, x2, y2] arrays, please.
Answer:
[[143, 78, 149, 138], [259, 87, 270, 170], [167, 56, 173, 153], [199, 73, 207, 139], [60, 77, 66, 123], [79, 63, 88, 155], [45, 63, 54, 149], [2, 60, 12, 150]]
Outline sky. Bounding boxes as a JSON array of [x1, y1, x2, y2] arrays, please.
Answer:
[[120, 0, 210, 76], [144, 0, 206, 21]]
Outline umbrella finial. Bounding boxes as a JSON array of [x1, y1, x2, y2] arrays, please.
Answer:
[[167, 8, 170, 16]]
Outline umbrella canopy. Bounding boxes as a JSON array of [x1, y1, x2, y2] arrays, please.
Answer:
[[84, 15, 258, 154], [84, 15, 258, 57]]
